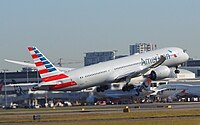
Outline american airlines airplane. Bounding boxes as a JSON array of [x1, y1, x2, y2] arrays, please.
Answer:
[[5, 46, 189, 92]]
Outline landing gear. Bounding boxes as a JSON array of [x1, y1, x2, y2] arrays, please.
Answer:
[[96, 87, 103, 92], [175, 66, 180, 74], [96, 85, 109, 92], [175, 69, 180, 74], [122, 84, 135, 92]]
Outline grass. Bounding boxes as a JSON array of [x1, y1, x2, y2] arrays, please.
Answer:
[[1, 107, 200, 125]]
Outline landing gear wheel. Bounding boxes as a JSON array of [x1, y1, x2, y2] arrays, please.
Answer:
[[100, 89, 105, 92], [96, 85, 109, 92], [126, 87, 131, 92], [129, 84, 135, 89], [175, 66, 180, 74], [122, 84, 134, 92], [122, 86, 127, 92], [175, 69, 180, 74], [96, 87, 101, 92]]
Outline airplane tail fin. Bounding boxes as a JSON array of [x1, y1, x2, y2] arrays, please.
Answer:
[[139, 78, 152, 91], [134, 78, 152, 96], [27, 47, 70, 84], [143, 78, 152, 87]]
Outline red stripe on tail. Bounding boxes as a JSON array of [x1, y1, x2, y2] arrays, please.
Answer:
[[32, 54, 39, 59], [35, 62, 44, 67], [38, 69, 48, 74], [28, 47, 33, 51]]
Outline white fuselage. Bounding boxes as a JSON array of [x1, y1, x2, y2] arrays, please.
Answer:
[[56, 47, 189, 91]]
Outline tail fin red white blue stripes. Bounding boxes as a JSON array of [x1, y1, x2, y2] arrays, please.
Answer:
[[28, 47, 77, 90], [28, 46, 66, 80]]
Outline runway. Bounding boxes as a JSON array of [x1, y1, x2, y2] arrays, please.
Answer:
[[1, 102, 200, 125]]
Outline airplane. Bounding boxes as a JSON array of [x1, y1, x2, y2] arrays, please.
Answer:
[[86, 78, 154, 104], [153, 84, 200, 99], [5, 46, 189, 92]]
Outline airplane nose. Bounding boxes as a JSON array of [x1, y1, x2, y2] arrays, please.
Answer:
[[186, 53, 189, 60], [181, 52, 189, 64], [184, 52, 189, 61]]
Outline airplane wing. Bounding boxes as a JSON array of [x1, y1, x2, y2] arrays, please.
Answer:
[[5, 59, 75, 72], [114, 55, 166, 83]]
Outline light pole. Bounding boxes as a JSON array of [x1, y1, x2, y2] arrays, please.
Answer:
[[112, 50, 118, 59], [36, 70, 39, 83], [2, 69, 8, 107], [27, 68, 29, 83], [24, 61, 30, 83]]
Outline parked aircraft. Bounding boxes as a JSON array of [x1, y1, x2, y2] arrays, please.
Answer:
[[5, 46, 189, 92], [153, 84, 200, 99]]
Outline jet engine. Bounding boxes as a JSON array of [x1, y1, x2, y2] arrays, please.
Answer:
[[149, 66, 170, 80]]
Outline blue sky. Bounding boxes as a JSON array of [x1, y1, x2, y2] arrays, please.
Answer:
[[0, 0, 200, 71]]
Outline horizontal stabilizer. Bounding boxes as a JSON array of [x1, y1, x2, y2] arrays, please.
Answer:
[[5, 59, 35, 68], [6, 83, 38, 87], [5, 59, 75, 72]]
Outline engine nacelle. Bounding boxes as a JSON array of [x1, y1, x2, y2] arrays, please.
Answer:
[[149, 66, 170, 80]]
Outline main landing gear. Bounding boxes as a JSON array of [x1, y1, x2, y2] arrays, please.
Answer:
[[96, 85, 109, 92], [122, 84, 135, 92]]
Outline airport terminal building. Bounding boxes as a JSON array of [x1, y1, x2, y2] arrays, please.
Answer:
[[0, 70, 41, 85]]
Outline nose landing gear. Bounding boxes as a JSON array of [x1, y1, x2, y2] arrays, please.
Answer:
[[175, 66, 180, 74]]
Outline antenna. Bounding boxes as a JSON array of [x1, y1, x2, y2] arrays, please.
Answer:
[[53, 58, 65, 67], [53, 58, 82, 67]]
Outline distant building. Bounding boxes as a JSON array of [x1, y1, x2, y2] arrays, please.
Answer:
[[0, 70, 41, 85], [182, 58, 200, 67], [84, 51, 116, 66], [180, 58, 200, 77], [130, 43, 157, 55]]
